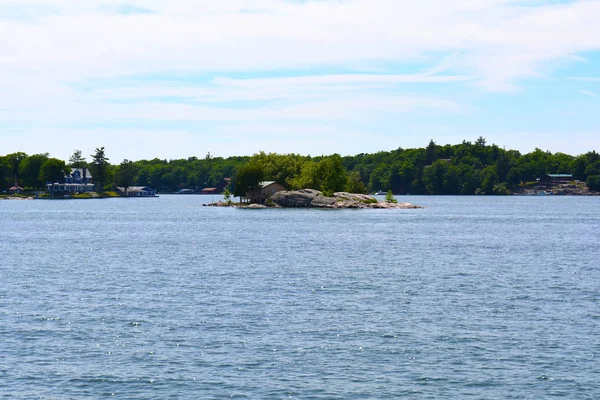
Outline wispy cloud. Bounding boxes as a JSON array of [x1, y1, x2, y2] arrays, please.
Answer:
[[1, 0, 599, 88], [1, 0, 600, 160], [579, 89, 598, 97], [569, 77, 600, 82]]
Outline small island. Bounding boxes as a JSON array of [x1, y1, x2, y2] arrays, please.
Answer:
[[206, 188, 422, 209]]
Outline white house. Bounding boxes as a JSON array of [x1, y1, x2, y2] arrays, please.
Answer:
[[47, 168, 95, 193], [115, 186, 157, 197]]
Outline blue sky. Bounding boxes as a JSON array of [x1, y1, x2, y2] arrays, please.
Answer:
[[1, 0, 599, 162]]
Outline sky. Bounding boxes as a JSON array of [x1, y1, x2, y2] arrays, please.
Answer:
[[1, 0, 600, 163]]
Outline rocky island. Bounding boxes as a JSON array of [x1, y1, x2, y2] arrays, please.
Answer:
[[267, 189, 421, 209], [206, 189, 422, 209]]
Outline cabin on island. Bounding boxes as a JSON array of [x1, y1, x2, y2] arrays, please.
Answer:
[[201, 187, 221, 195], [115, 186, 157, 197], [46, 168, 95, 193], [9, 185, 24, 194], [201, 177, 231, 195], [246, 181, 287, 204], [543, 174, 574, 184]]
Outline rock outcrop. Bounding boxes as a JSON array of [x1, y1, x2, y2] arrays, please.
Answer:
[[266, 189, 422, 209]]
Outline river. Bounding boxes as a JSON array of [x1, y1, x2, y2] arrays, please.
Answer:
[[1, 195, 599, 399]]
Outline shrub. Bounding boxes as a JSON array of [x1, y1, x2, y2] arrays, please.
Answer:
[[385, 190, 397, 203], [587, 175, 600, 191], [360, 198, 378, 204]]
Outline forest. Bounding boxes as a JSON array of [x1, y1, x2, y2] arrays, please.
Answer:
[[2, 137, 600, 195]]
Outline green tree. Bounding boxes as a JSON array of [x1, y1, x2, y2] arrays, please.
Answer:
[[480, 165, 498, 195], [585, 161, 600, 177], [69, 150, 87, 168], [222, 188, 233, 205], [368, 164, 389, 193], [234, 162, 265, 202], [89, 147, 109, 193], [493, 182, 510, 195], [0, 156, 9, 191], [345, 171, 367, 194], [115, 159, 136, 195], [290, 161, 321, 190], [425, 139, 437, 165], [4, 152, 28, 185], [398, 160, 417, 194], [475, 136, 487, 147], [39, 158, 67, 196], [587, 175, 600, 191], [19, 153, 49, 189], [422, 160, 449, 194], [320, 154, 347, 196], [572, 155, 588, 181], [385, 190, 397, 203]]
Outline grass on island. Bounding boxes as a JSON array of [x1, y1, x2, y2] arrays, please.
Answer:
[[34, 191, 123, 199], [1, 193, 31, 199]]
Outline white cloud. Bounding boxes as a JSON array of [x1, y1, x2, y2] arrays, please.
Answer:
[[1, 0, 600, 159], [570, 77, 600, 82], [578, 89, 598, 97], [1, 0, 599, 88]]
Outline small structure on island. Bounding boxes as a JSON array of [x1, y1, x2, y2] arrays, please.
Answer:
[[201, 177, 232, 195], [9, 184, 24, 194], [543, 174, 574, 184], [246, 181, 287, 204], [115, 186, 157, 197], [201, 187, 221, 195]]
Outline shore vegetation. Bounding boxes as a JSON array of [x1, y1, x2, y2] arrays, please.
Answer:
[[2, 137, 600, 196]]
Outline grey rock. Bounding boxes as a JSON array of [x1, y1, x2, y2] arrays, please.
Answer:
[[310, 195, 338, 207], [268, 188, 321, 207], [266, 189, 422, 209]]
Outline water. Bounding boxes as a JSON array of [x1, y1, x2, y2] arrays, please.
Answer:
[[1, 195, 599, 399]]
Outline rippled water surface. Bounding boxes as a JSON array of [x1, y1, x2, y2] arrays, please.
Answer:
[[1, 195, 599, 399]]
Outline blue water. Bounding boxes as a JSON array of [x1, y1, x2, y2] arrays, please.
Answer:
[[1, 196, 599, 399]]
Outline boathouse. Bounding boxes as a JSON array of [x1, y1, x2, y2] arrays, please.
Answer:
[[246, 181, 287, 204]]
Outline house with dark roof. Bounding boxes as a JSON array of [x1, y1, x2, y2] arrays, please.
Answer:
[[46, 168, 96, 193]]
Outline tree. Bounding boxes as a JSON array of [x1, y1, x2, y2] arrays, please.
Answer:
[[4, 152, 27, 185], [422, 160, 449, 194], [0, 156, 9, 191], [115, 159, 136, 195], [385, 190, 397, 203], [222, 188, 233, 205], [480, 165, 498, 195], [475, 136, 487, 147], [290, 161, 321, 190], [368, 165, 389, 193], [425, 139, 437, 165], [345, 171, 367, 194], [18, 153, 49, 189], [69, 150, 87, 168], [234, 162, 265, 202], [39, 158, 67, 196], [587, 175, 600, 191], [89, 147, 109, 193], [319, 154, 347, 196], [398, 160, 417, 194]]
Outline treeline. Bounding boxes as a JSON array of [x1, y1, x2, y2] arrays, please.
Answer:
[[2, 137, 600, 194]]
